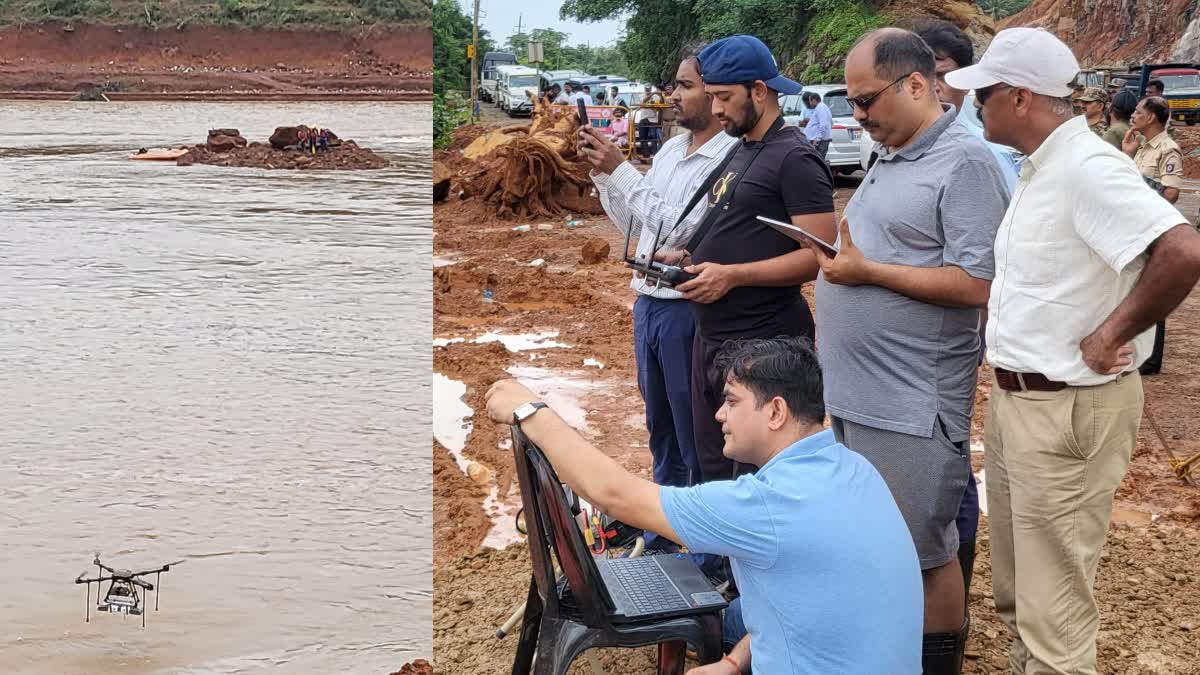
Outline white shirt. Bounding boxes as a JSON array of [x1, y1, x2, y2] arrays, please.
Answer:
[[593, 130, 738, 299], [986, 115, 1186, 385], [955, 104, 1019, 193], [569, 92, 593, 106]]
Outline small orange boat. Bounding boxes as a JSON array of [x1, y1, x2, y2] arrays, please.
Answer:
[[129, 148, 189, 161]]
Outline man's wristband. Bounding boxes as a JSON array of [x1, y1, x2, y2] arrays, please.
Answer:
[[721, 655, 741, 674]]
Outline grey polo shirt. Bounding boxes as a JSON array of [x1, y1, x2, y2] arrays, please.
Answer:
[[814, 106, 1010, 441]]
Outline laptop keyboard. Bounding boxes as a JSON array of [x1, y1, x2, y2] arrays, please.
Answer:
[[609, 557, 691, 614]]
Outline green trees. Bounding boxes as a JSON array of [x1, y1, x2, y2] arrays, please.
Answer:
[[560, 0, 888, 85], [976, 0, 1033, 20]]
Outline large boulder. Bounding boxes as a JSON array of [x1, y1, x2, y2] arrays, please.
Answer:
[[207, 134, 247, 152], [208, 128, 241, 138]]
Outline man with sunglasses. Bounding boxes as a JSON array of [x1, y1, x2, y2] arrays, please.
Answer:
[[809, 28, 1010, 674], [656, 34, 836, 486], [947, 27, 1200, 675]]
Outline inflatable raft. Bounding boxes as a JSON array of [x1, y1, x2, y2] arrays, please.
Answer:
[[129, 148, 189, 161]]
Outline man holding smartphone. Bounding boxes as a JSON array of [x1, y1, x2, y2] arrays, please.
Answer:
[[579, 47, 738, 553]]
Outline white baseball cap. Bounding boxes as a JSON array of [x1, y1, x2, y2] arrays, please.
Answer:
[[944, 27, 1080, 97]]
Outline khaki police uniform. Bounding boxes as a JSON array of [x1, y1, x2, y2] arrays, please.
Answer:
[[1134, 129, 1185, 189]]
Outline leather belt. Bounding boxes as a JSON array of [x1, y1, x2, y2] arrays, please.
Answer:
[[994, 368, 1067, 392]]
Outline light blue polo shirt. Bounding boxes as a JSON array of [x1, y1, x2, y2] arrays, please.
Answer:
[[660, 429, 922, 674]]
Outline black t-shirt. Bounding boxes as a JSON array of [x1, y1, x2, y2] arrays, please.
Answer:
[[690, 120, 834, 341]]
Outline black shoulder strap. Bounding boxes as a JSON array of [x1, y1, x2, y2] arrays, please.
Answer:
[[672, 143, 739, 232], [682, 115, 786, 253]]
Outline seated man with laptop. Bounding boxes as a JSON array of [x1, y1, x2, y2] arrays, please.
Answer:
[[487, 337, 922, 673]]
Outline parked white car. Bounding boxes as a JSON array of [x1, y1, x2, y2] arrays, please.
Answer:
[[496, 65, 540, 117], [780, 84, 863, 175], [859, 92, 1024, 171]]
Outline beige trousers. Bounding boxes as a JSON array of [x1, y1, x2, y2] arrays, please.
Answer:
[[984, 373, 1143, 675]]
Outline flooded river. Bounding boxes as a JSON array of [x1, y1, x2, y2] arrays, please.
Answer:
[[0, 102, 431, 674]]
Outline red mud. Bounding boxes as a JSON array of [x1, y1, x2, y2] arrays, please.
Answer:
[[0, 22, 430, 99]]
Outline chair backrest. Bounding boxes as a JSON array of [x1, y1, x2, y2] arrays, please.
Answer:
[[511, 426, 614, 627]]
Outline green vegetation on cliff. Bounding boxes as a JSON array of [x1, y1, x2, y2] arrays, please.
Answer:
[[0, 0, 431, 28], [560, 0, 888, 86]]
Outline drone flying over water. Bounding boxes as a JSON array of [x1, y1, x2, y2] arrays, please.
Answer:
[[74, 554, 183, 627]]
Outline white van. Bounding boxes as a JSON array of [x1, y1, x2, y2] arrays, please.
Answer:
[[496, 65, 540, 117], [479, 52, 517, 103]]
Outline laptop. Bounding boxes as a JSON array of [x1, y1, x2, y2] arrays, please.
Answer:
[[594, 552, 728, 623]]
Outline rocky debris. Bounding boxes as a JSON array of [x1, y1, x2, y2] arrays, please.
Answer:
[[206, 128, 248, 152], [186, 139, 387, 170], [389, 659, 433, 675], [580, 238, 610, 265], [433, 160, 452, 203], [177, 127, 386, 170], [269, 125, 340, 150], [1005, 0, 1195, 65]]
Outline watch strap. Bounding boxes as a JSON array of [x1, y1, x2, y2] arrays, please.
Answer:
[[513, 401, 548, 425]]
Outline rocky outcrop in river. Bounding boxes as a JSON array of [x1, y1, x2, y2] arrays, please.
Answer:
[[179, 126, 388, 170]]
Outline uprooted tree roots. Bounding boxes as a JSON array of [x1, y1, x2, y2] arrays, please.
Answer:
[[463, 96, 594, 219], [465, 137, 591, 219]]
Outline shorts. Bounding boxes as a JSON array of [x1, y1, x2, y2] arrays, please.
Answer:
[[830, 415, 970, 570]]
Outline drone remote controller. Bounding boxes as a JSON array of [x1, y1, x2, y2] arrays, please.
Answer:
[[624, 259, 697, 288], [620, 216, 698, 289]]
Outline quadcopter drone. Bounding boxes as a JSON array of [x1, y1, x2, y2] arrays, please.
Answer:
[[74, 554, 183, 627]]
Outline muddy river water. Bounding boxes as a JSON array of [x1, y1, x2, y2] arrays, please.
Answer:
[[0, 102, 430, 674]]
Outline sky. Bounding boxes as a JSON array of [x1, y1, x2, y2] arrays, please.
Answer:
[[459, 0, 626, 48]]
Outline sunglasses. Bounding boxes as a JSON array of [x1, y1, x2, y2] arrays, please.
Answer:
[[975, 84, 1013, 106], [848, 74, 911, 111]]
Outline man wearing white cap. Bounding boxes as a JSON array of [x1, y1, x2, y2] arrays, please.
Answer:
[[947, 27, 1200, 674]]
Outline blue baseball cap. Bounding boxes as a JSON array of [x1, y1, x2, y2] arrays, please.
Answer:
[[698, 35, 802, 95]]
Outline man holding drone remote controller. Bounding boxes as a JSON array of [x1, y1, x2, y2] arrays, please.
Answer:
[[581, 45, 739, 555], [655, 34, 837, 484]]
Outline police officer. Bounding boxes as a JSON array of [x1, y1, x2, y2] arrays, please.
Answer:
[[1123, 96, 1184, 375], [1076, 86, 1109, 135]]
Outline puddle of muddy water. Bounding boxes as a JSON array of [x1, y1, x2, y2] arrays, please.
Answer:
[[432, 373, 472, 471], [505, 365, 604, 432], [432, 331, 570, 351]]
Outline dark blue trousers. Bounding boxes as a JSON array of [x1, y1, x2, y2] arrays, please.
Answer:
[[634, 296, 701, 489]]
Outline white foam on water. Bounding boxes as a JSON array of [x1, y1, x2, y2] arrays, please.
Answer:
[[505, 365, 601, 431], [583, 358, 605, 369], [970, 439, 984, 454], [432, 373, 473, 473], [433, 255, 460, 268], [432, 337, 466, 347]]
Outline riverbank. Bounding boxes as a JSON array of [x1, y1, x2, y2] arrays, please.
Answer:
[[0, 22, 431, 101]]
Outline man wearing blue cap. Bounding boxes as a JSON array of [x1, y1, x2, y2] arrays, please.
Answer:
[[659, 34, 836, 486]]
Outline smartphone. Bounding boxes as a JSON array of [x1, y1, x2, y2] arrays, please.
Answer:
[[576, 99, 589, 126]]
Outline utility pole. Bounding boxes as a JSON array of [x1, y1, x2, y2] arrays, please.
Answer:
[[469, 0, 481, 120]]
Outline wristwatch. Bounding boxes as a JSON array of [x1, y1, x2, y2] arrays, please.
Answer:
[[512, 401, 549, 426]]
